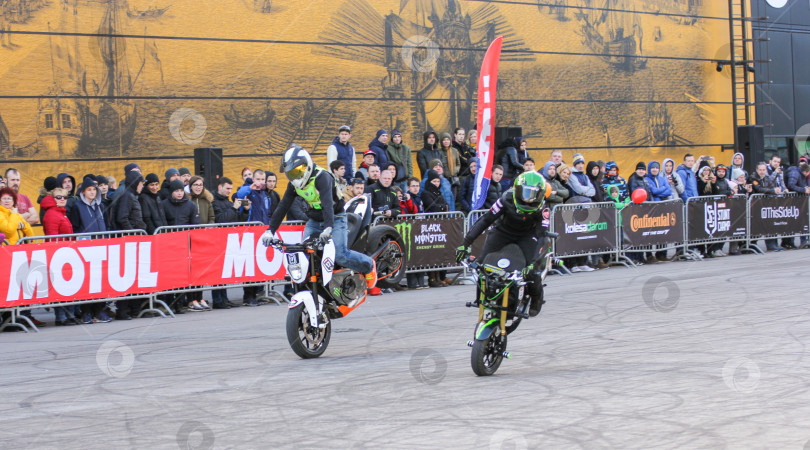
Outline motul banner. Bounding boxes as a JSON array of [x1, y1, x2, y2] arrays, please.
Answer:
[[622, 200, 684, 247], [0, 224, 305, 308], [686, 196, 748, 241], [1, 233, 189, 307], [472, 36, 503, 211], [188, 224, 304, 286], [748, 194, 809, 238]]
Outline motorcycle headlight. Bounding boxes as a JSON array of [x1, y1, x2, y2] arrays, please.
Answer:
[[288, 264, 302, 281]]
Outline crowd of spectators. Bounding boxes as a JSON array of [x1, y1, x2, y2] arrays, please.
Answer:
[[4, 124, 810, 327]]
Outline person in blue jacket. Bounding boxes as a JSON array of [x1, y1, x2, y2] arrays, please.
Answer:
[[676, 154, 698, 200], [645, 161, 673, 201], [368, 129, 390, 168], [419, 159, 455, 211]]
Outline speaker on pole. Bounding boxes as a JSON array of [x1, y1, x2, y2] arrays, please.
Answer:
[[194, 147, 223, 192], [736, 125, 765, 174]]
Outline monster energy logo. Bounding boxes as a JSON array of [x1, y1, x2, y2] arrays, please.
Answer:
[[333, 287, 341, 297], [395, 222, 412, 260]]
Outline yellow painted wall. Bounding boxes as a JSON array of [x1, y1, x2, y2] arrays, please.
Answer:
[[1, 0, 734, 206]]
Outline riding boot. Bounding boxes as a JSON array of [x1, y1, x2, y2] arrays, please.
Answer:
[[527, 271, 544, 317]]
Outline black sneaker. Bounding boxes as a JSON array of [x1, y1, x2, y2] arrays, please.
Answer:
[[116, 313, 132, 321], [212, 303, 231, 310], [225, 301, 241, 308]]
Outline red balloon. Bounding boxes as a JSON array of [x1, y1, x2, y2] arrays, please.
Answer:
[[631, 189, 647, 204]]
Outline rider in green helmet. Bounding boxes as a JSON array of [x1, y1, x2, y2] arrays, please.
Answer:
[[456, 171, 551, 316]]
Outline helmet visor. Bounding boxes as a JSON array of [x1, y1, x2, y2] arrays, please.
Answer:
[[519, 185, 542, 203], [286, 163, 308, 180]]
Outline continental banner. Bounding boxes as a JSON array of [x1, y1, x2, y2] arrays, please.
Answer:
[[748, 195, 810, 239], [552, 203, 617, 257], [687, 196, 748, 241], [622, 201, 684, 247], [377, 215, 465, 270]]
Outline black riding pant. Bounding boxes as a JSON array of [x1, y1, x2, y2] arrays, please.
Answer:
[[480, 229, 543, 299]]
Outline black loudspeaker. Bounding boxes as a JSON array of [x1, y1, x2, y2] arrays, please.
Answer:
[[494, 126, 523, 147], [194, 147, 223, 192], [736, 125, 765, 174]]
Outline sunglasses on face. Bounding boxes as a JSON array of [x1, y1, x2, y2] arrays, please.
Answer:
[[54, 195, 67, 200]]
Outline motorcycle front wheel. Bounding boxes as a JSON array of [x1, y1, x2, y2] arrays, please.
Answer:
[[286, 303, 331, 359], [471, 331, 506, 376]]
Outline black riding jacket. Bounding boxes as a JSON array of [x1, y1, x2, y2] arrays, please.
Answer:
[[463, 189, 545, 248]]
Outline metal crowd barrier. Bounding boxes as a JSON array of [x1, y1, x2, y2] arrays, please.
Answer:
[[5, 229, 152, 332], [746, 193, 810, 253], [549, 202, 627, 268], [619, 199, 691, 265], [683, 195, 750, 260]]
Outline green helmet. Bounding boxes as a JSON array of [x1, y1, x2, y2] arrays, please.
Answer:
[[512, 171, 547, 213]]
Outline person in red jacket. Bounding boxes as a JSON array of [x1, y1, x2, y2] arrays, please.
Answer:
[[42, 188, 74, 238], [42, 188, 81, 325]]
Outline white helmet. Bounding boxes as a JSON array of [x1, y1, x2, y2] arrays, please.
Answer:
[[281, 144, 314, 189]]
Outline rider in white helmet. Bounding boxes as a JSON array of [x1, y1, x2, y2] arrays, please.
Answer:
[[263, 145, 377, 288]]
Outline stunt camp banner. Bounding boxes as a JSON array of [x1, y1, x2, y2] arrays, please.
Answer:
[[0, 224, 305, 308], [748, 194, 810, 238], [551, 203, 618, 257], [687, 195, 748, 241], [471, 36, 503, 211]]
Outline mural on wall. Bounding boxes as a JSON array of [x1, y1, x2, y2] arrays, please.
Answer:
[[0, 0, 733, 202]]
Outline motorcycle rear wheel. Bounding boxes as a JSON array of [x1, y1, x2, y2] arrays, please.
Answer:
[[366, 225, 406, 289], [471, 331, 506, 376], [286, 303, 331, 359]]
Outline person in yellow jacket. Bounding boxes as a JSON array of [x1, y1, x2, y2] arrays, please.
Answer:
[[0, 187, 34, 245]]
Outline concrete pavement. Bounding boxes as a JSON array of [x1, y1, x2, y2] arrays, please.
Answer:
[[2, 250, 810, 449]]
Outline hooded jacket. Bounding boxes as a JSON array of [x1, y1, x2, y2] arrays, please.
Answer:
[[459, 157, 479, 211], [55, 173, 77, 197], [326, 136, 356, 183], [368, 130, 390, 168], [786, 165, 808, 193], [730, 152, 747, 179], [41, 195, 74, 237], [161, 193, 200, 226], [542, 162, 569, 206], [111, 171, 147, 231], [601, 162, 629, 202], [416, 131, 445, 178], [645, 161, 673, 201], [569, 164, 596, 198], [420, 170, 449, 213], [190, 188, 215, 224], [714, 165, 732, 196], [139, 188, 168, 234], [496, 138, 524, 180], [662, 158, 684, 200], [586, 161, 605, 202], [401, 192, 423, 214], [0, 205, 34, 244], [419, 173, 455, 211], [68, 191, 107, 234], [386, 138, 413, 182], [452, 138, 475, 177], [438, 132, 462, 178], [676, 163, 698, 200]]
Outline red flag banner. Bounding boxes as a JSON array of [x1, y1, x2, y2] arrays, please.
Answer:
[[472, 36, 504, 211]]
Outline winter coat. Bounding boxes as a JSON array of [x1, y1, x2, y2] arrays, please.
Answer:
[[786, 166, 808, 193], [421, 182, 449, 212], [453, 140, 475, 177], [190, 188, 215, 224], [236, 184, 272, 225], [676, 163, 698, 200], [464, 189, 545, 248], [601, 174, 629, 202], [751, 170, 780, 194], [628, 173, 653, 200], [0, 205, 34, 245], [401, 195, 423, 214], [766, 165, 787, 191], [368, 182, 401, 217], [158, 179, 173, 201], [368, 130, 390, 168], [139, 190, 167, 234], [484, 180, 503, 209], [697, 166, 716, 196], [645, 161, 673, 201], [68, 192, 107, 234], [326, 136, 356, 183], [586, 162, 605, 202], [459, 174, 476, 212], [662, 158, 685, 200], [419, 176, 455, 211], [387, 141, 413, 182], [416, 132, 444, 178], [41, 195, 74, 237], [547, 178, 570, 206], [569, 168, 596, 199], [212, 191, 247, 224], [730, 152, 748, 179], [161, 194, 200, 226], [286, 196, 309, 222], [714, 168, 732, 196], [498, 146, 523, 180], [111, 171, 147, 231]]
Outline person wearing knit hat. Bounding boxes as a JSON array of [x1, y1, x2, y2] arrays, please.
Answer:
[[159, 168, 181, 200], [139, 173, 167, 235], [627, 161, 652, 198], [368, 129, 390, 168], [124, 162, 141, 175], [68, 175, 105, 235], [355, 149, 377, 180], [420, 169, 449, 215], [178, 167, 192, 186], [568, 156, 595, 202]]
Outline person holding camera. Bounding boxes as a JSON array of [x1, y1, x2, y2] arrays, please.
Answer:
[[369, 170, 401, 218], [662, 158, 684, 200]]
